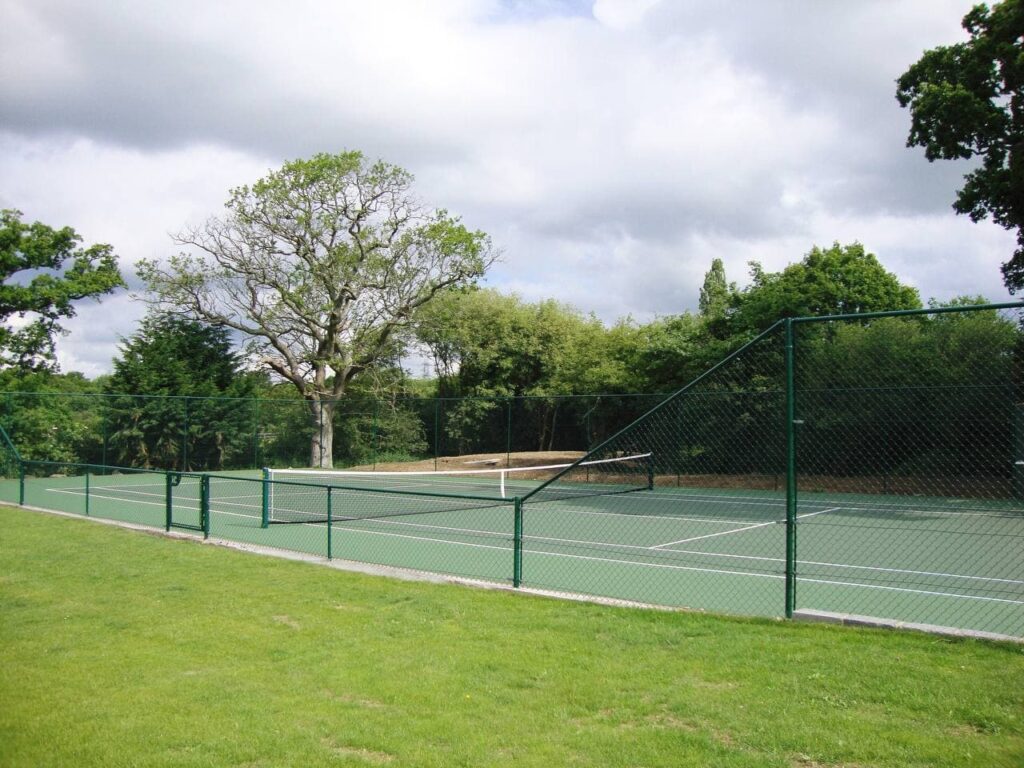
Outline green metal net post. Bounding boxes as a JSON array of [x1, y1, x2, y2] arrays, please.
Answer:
[[261, 467, 270, 528], [784, 317, 798, 619], [327, 486, 333, 560], [513, 497, 523, 587], [201, 474, 210, 539], [165, 472, 173, 532]]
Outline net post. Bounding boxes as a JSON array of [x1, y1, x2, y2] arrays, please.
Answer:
[[165, 472, 173, 532], [201, 474, 211, 539], [327, 486, 333, 560], [261, 467, 270, 528], [646, 452, 655, 490], [512, 497, 523, 588], [784, 318, 798, 619]]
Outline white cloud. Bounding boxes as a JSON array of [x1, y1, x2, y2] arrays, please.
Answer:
[[0, 0, 1014, 377]]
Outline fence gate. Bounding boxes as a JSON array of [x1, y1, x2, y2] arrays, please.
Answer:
[[165, 472, 209, 534]]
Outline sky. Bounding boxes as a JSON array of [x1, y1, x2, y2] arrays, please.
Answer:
[[0, 0, 1018, 377]]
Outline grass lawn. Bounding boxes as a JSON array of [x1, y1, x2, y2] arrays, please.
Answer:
[[1, 505, 1022, 767]]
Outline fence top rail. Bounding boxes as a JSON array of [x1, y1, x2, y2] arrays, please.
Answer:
[[791, 301, 1024, 325]]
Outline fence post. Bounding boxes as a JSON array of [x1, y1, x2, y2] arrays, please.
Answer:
[[506, 398, 512, 466], [261, 467, 270, 528], [327, 486, 333, 560], [513, 497, 523, 587], [433, 399, 440, 470], [183, 398, 190, 472], [85, 471, 90, 517], [201, 475, 210, 539], [165, 472, 173, 532], [784, 318, 798, 618]]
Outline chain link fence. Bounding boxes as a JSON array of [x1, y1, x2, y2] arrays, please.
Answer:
[[1, 303, 1021, 639]]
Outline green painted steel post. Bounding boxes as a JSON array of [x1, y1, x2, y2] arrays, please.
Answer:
[[327, 487, 333, 560], [371, 399, 379, 469], [433, 400, 440, 470], [201, 475, 210, 539], [165, 472, 173, 531], [261, 467, 270, 528], [512, 498, 523, 587], [646, 452, 655, 490], [506, 398, 512, 466], [18, 463, 24, 506], [85, 472, 90, 516], [784, 318, 798, 618], [253, 398, 260, 469], [183, 398, 189, 472]]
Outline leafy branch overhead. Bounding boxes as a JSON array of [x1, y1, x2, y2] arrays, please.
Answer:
[[137, 151, 497, 467], [896, 0, 1024, 290], [0, 209, 125, 370]]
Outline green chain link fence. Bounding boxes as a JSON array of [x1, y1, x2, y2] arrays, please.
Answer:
[[1, 303, 1021, 638]]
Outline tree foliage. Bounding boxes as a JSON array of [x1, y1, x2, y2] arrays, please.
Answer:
[[103, 314, 261, 470], [138, 152, 496, 467], [896, 0, 1024, 290], [732, 242, 921, 333], [0, 209, 124, 370]]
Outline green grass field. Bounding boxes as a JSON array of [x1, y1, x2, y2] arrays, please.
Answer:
[[1, 505, 1023, 767]]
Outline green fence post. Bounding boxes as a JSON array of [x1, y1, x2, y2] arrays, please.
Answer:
[[513, 498, 523, 587], [253, 398, 261, 470], [183, 398, 190, 472], [201, 475, 210, 539], [327, 486, 333, 560], [165, 472, 173, 532], [85, 471, 90, 516], [506, 398, 512, 466], [261, 467, 270, 528], [18, 463, 24, 506], [784, 318, 798, 619], [433, 400, 440, 470], [372, 399, 379, 469]]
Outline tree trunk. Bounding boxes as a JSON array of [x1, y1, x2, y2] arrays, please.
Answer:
[[308, 398, 336, 468]]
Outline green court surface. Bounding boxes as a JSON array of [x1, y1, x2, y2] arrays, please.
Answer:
[[4, 470, 1022, 637]]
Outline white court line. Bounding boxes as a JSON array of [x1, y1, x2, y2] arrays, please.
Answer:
[[798, 576, 1024, 605], [45, 486, 1024, 597], [649, 507, 839, 549]]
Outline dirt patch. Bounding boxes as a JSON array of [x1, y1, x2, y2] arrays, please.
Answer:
[[321, 739, 394, 764], [347, 451, 585, 472]]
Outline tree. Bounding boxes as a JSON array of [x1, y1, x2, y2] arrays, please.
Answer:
[[103, 313, 262, 470], [138, 152, 495, 467], [733, 242, 921, 332], [896, 0, 1024, 291], [0, 209, 125, 370], [698, 258, 733, 319]]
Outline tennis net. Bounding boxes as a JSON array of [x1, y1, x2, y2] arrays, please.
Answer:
[[262, 453, 652, 525]]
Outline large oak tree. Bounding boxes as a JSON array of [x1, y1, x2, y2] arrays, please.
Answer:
[[0, 209, 124, 370], [896, 0, 1024, 290], [138, 152, 495, 467]]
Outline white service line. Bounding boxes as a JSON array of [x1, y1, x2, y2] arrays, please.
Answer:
[[649, 507, 840, 549]]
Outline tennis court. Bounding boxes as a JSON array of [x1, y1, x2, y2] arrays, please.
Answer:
[[8, 466, 1023, 637]]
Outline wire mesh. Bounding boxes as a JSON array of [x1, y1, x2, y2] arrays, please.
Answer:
[[791, 307, 1024, 636], [520, 325, 787, 615], [1, 305, 1020, 637]]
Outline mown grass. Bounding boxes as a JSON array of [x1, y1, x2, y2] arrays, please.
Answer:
[[1, 505, 1022, 768]]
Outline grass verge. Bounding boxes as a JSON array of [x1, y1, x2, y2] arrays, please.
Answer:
[[1, 505, 1022, 767]]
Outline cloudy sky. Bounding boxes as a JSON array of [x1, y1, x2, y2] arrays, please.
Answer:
[[0, 0, 1017, 377]]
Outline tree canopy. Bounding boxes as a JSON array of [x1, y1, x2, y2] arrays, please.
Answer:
[[138, 151, 496, 467], [103, 314, 262, 470], [896, 0, 1024, 290], [732, 242, 921, 333], [0, 209, 124, 370]]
